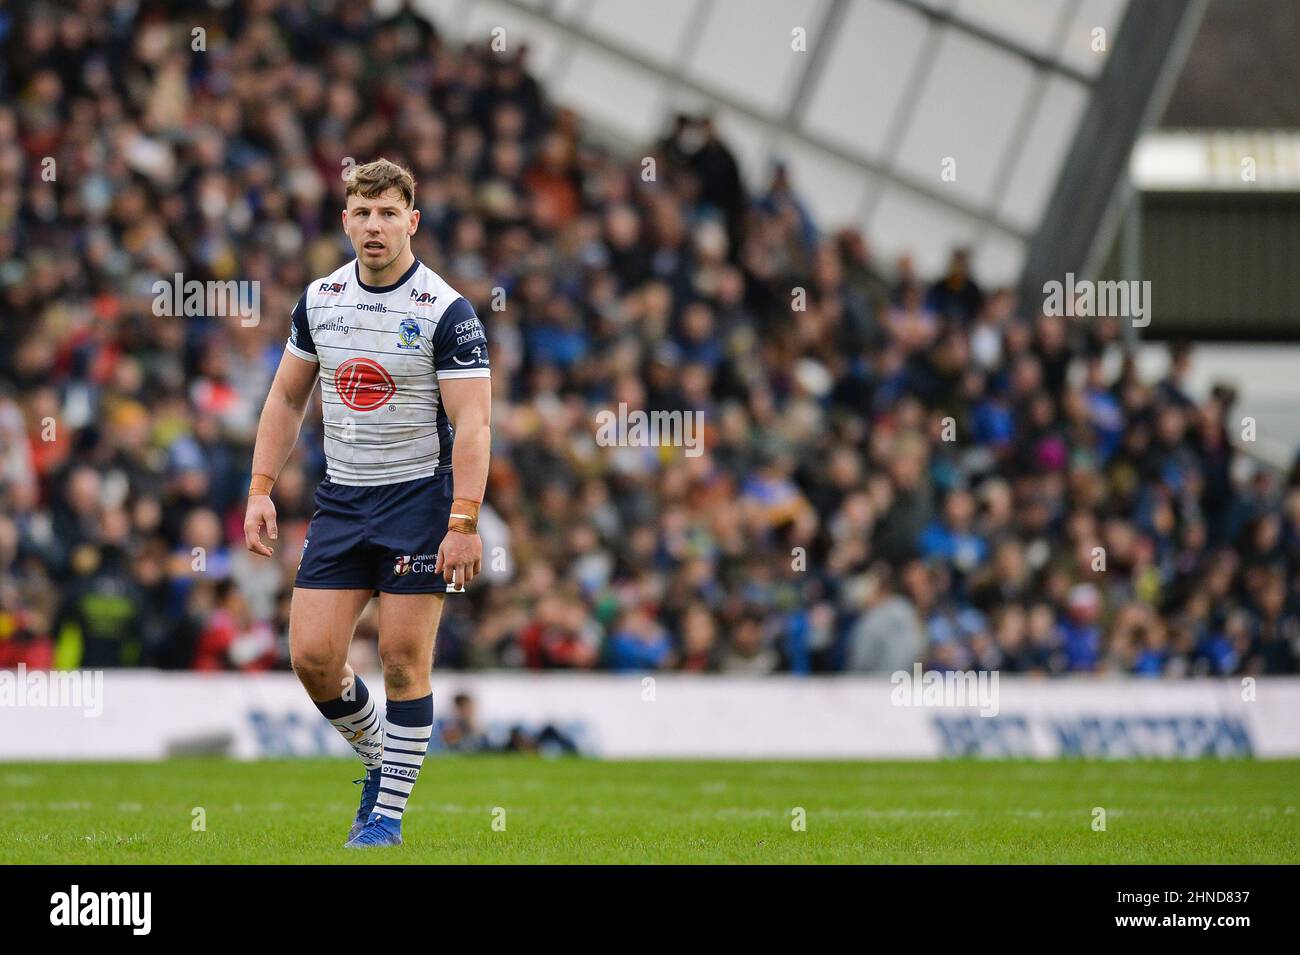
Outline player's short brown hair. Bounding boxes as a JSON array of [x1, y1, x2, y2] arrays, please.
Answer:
[[344, 158, 416, 208]]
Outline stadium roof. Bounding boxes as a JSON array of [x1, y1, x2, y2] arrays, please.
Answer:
[[392, 0, 1204, 291]]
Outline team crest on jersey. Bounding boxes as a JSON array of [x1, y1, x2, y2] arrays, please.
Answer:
[[397, 318, 421, 350], [393, 555, 413, 576], [334, 357, 396, 411]]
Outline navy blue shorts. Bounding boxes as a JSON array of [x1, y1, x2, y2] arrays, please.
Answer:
[[295, 472, 460, 594]]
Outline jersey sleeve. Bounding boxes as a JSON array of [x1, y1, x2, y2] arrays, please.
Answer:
[[285, 291, 318, 362], [433, 296, 491, 379]]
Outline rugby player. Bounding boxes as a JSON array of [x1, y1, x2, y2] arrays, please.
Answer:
[[244, 158, 491, 848]]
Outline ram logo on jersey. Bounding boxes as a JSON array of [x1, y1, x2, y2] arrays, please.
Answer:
[[284, 258, 491, 486]]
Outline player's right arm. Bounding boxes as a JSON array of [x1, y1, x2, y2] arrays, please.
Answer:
[[245, 295, 320, 557]]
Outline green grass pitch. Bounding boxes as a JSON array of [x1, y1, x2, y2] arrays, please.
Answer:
[[3, 757, 1298, 864]]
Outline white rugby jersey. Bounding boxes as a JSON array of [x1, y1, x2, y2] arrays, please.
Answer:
[[284, 258, 491, 486]]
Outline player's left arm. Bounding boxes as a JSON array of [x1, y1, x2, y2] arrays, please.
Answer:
[[435, 375, 491, 586], [432, 297, 492, 588]]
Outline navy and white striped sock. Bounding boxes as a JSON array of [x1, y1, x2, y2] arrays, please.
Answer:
[[313, 676, 384, 771], [374, 693, 434, 822]]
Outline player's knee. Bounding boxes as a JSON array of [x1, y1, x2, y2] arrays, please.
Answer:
[[380, 658, 421, 695], [290, 644, 344, 688]]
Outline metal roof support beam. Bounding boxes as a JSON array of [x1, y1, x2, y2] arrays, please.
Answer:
[[1017, 0, 1208, 311]]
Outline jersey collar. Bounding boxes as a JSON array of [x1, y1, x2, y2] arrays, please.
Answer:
[[354, 257, 421, 294]]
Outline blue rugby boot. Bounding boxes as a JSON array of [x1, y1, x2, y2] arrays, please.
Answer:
[[345, 768, 383, 844], [344, 812, 403, 848]]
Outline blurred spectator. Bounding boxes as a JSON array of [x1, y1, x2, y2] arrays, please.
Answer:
[[441, 692, 491, 753], [844, 564, 924, 673], [193, 579, 275, 671]]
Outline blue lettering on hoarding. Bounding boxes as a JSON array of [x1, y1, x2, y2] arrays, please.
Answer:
[[1046, 715, 1253, 757], [245, 710, 599, 758], [247, 709, 346, 757], [932, 715, 1032, 756], [932, 714, 1254, 758]]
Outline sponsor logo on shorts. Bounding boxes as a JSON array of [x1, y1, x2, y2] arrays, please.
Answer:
[[393, 553, 438, 577]]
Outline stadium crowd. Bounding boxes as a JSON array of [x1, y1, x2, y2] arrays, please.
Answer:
[[1, 0, 1298, 679]]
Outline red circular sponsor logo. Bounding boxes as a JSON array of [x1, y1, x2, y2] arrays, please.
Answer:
[[334, 357, 396, 411]]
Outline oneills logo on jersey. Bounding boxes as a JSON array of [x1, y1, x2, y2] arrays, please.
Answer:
[[335, 357, 396, 411]]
